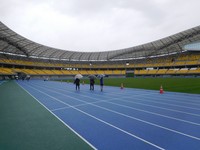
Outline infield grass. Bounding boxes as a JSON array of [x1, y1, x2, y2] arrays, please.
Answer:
[[65, 77, 200, 94]]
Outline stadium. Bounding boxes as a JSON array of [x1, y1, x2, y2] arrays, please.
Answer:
[[0, 21, 200, 79], [1, 21, 200, 150]]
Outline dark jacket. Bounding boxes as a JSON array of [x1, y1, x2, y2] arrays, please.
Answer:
[[74, 78, 80, 85], [90, 79, 95, 85]]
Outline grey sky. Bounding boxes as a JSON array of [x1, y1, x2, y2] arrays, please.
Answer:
[[1, 0, 200, 52]]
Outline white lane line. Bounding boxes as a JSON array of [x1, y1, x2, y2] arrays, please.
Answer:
[[101, 91, 200, 110], [83, 85, 200, 107], [112, 98, 200, 117], [140, 95, 200, 106], [51, 103, 100, 112], [16, 82, 97, 150], [128, 97, 200, 111], [50, 90, 200, 126], [21, 83, 165, 150], [106, 101, 200, 126], [32, 82, 200, 119], [27, 83, 200, 141], [109, 90, 200, 106], [74, 83, 200, 109]]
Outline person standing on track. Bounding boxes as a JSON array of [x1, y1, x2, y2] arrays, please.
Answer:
[[100, 77, 104, 92], [90, 78, 95, 91], [74, 78, 80, 90]]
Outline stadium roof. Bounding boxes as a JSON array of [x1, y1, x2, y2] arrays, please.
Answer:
[[184, 42, 200, 51], [0, 21, 200, 61]]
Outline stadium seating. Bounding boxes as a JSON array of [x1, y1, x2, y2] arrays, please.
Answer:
[[0, 50, 200, 77], [156, 69, 168, 75], [187, 68, 200, 74], [0, 68, 14, 75]]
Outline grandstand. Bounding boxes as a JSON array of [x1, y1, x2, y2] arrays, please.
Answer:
[[0, 21, 200, 79]]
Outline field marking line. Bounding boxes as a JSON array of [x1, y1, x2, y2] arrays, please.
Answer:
[[21, 83, 165, 150], [100, 90, 200, 110], [31, 81, 155, 100], [108, 89, 200, 106], [16, 82, 97, 150], [134, 95, 200, 110], [106, 101, 200, 126], [63, 84, 200, 110], [55, 89, 200, 126], [145, 94, 200, 104], [26, 82, 200, 141], [31, 82, 200, 119], [52, 96, 200, 126], [111, 98, 200, 117], [47, 80, 157, 98], [77, 82, 200, 104]]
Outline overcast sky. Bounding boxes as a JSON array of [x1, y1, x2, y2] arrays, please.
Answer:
[[1, 0, 200, 52]]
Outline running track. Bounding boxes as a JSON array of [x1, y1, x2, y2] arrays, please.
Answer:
[[17, 80, 200, 150]]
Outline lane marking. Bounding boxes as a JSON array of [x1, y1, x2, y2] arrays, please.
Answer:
[[25, 82, 200, 141], [16, 82, 97, 150], [20, 82, 165, 150], [32, 82, 200, 121], [100, 90, 200, 110]]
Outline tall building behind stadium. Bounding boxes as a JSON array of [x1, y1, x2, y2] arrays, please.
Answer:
[[0, 21, 200, 79]]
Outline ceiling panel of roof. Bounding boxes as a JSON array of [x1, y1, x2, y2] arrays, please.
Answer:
[[59, 51, 75, 60], [0, 21, 200, 61]]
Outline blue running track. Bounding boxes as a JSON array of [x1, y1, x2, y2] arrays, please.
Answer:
[[17, 80, 200, 150]]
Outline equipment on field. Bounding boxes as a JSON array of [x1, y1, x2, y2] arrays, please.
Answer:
[[160, 85, 164, 94]]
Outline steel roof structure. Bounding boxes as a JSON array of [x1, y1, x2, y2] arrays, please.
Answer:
[[0, 21, 200, 62]]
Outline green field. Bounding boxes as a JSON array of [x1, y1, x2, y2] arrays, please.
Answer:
[[66, 77, 200, 94]]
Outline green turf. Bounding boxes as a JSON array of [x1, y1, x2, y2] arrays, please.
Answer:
[[65, 77, 200, 94], [0, 81, 94, 150]]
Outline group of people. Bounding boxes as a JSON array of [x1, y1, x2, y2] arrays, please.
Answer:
[[74, 77, 104, 91]]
